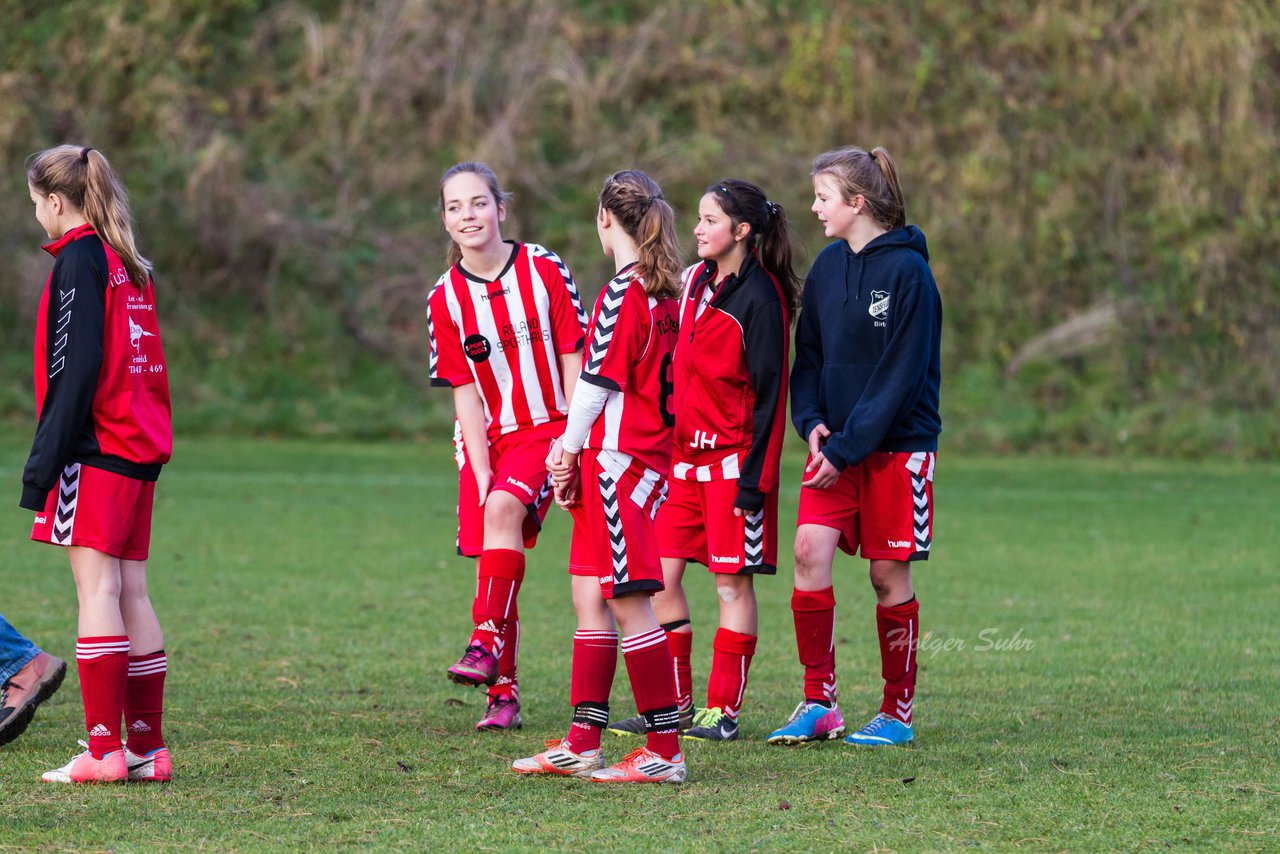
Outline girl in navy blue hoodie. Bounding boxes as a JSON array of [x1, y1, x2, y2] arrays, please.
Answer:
[[767, 146, 941, 748]]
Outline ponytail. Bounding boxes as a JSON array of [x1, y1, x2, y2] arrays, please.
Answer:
[[598, 170, 681, 299], [705, 179, 800, 315], [811, 145, 907, 231], [26, 145, 152, 287]]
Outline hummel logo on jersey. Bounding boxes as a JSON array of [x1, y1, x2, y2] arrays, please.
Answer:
[[869, 290, 890, 325], [505, 476, 533, 497], [90, 724, 112, 737], [688, 430, 718, 449], [129, 317, 156, 351], [887, 540, 912, 548], [481, 285, 511, 302], [128, 719, 152, 733]]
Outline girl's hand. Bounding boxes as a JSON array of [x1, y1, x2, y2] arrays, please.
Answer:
[[553, 469, 580, 507], [807, 423, 831, 458], [472, 465, 493, 506], [551, 452, 581, 506], [801, 451, 840, 490], [546, 437, 564, 472]]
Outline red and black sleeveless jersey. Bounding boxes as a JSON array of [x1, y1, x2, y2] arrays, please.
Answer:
[[670, 252, 789, 511], [20, 224, 172, 511]]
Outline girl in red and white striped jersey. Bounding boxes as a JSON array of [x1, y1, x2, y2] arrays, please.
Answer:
[[512, 170, 687, 784], [22, 145, 173, 784], [609, 179, 799, 743], [428, 162, 587, 730]]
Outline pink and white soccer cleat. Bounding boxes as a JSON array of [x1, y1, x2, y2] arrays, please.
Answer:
[[589, 747, 686, 784], [41, 741, 127, 784], [124, 745, 173, 782]]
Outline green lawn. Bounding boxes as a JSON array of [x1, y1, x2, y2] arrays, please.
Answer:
[[1, 433, 1276, 852]]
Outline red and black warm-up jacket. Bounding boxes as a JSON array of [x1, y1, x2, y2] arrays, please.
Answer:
[[669, 252, 790, 511], [20, 224, 172, 511]]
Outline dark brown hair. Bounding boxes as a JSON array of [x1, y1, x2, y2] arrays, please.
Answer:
[[26, 145, 152, 287], [705, 178, 800, 315], [811, 145, 906, 231], [598, 170, 681, 298]]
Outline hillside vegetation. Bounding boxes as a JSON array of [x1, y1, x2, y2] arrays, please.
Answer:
[[1, 0, 1276, 455]]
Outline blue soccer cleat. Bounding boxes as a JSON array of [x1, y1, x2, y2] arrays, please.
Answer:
[[844, 713, 913, 746], [766, 701, 846, 745]]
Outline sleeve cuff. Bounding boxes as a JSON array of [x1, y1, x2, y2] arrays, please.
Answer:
[[20, 483, 49, 511], [734, 486, 765, 512]]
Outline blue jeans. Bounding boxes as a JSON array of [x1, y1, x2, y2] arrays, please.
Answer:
[[0, 612, 41, 685]]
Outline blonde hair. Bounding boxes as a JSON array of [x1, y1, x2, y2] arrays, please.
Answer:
[[811, 146, 906, 230], [438, 161, 510, 268], [598, 170, 681, 299], [27, 145, 152, 287]]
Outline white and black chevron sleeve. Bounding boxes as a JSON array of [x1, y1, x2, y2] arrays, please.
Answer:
[[580, 273, 634, 392], [21, 246, 107, 510]]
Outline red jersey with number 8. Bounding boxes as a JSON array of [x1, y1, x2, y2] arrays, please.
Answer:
[[579, 264, 678, 473]]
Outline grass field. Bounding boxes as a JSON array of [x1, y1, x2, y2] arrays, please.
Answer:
[[0, 432, 1276, 852]]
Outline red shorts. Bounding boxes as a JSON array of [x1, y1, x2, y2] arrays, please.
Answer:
[[30, 463, 156, 560], [796, 451, 935, 561], [567, 449, 668, 599], [656, 477, 778, 575], [455, 420, 559, 558]]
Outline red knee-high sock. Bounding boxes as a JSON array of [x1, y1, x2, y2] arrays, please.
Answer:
[[124, 650, 167, 755], [792, 587, 837, 706], [662, 624, 693, 714], [877, 597, 919, 724], [564, 629, 617, 754], [77, 636, 130, 758], [469, 549, 524, 659], [490, 601, 520, 702], [621, 628, 680, 760], [706, 628, 757, 720]]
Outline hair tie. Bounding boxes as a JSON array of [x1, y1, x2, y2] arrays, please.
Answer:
[[80, 147, 94, 163], [766, 200, 779, 217], [647, 194, 661, 205]]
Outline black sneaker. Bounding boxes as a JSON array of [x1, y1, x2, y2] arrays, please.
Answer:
[[683, 707, 739, 741], [607, 706, 694, 736]]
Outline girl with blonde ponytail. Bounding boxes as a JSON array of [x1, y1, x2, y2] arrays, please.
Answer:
[[23, 144, 174, 783], [515, 170, 687, 784]]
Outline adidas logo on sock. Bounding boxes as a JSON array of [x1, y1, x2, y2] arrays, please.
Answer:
[[128, 719, 152, 733], [89, 724, 112, 737], [476, 620, 499, 633]]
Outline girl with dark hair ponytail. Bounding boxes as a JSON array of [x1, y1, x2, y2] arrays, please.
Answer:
[[514, 170, 687, 784], [607, 178, 795, 743], [22, 144, 173, 783], [768, 144, 941, 750]]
